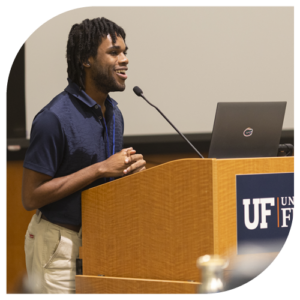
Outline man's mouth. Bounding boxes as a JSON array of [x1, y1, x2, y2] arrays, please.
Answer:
[[115, 69, 127, 80]]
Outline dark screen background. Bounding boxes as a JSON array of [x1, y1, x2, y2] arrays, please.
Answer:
[[5, 43, 26, 139]]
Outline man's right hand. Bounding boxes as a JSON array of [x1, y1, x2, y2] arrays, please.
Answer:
[[98, 147, 146, 178]]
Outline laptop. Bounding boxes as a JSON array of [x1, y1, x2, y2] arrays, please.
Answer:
[[208, 102, 286, 159]]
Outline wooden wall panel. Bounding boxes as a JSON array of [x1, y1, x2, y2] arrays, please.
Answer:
[[7, 161, 35, 293]]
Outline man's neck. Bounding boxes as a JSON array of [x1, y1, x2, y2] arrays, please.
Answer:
[[84, 83, 108, 115]]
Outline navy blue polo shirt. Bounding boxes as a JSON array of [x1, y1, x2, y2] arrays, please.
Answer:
[[23, 79, 124, 226]]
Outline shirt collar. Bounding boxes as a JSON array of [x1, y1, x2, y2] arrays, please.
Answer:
[[64, 78, 118, 108]]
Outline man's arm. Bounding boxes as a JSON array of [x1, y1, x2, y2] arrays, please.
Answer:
[[22, 148, 146, 211]]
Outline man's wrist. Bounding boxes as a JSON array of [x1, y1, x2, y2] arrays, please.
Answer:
[[95, 161, 106, 179]]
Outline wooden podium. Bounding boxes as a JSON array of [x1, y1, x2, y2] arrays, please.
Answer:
[[75, 157, 293, 293]]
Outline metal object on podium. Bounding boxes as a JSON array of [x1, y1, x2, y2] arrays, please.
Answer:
[[196, 255, 228, 293]]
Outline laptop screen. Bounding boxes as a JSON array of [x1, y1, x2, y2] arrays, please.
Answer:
[[208, 102, 286, 159]]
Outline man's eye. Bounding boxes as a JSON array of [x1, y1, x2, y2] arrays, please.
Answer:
[[110, 51, 127, 56]]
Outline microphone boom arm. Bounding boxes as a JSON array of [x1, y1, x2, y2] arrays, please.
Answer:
[[140, 94, 204, 159]]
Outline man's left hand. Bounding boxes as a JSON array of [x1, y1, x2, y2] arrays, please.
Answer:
[[124, 150, 146, 175]]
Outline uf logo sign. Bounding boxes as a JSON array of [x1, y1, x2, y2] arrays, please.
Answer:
[[243, 197, 294, 230], [236, 173, 294, 254], [243, 198, 275, 229]]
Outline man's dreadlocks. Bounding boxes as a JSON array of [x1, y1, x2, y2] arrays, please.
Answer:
[[66, 17, 126, 90]]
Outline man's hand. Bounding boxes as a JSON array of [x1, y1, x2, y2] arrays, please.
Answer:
[[123, 150, 146, 175], [98, 147, 146, 178], [22, 147, 146, 211]]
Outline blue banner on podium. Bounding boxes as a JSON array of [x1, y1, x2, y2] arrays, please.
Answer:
[[236, 173, 294, 254]]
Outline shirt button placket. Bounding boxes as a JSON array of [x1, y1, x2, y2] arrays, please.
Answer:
[[94, 105, 103, 120]]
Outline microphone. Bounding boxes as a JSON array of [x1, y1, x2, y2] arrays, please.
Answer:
[[133, 86, 204, 158]]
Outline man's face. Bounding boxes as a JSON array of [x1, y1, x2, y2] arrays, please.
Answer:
[[89, 34, 129, 94]]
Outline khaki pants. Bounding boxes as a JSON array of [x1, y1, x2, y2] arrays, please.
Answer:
[[24, 211, 82, 293]]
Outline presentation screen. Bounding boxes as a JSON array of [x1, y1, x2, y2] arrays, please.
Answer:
[[25, 7, 293, 139]]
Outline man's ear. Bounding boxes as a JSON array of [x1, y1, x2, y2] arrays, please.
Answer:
[[82, 61, 91, 68]]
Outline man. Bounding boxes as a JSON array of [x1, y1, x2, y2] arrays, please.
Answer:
[[22, 17, 146, 293]]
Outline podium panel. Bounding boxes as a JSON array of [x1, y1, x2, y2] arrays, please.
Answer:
[[75, 275, 199, 294], [80, 157, 293, 288], [82, 159, 215, 282], [214, 157, 293, 255]]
